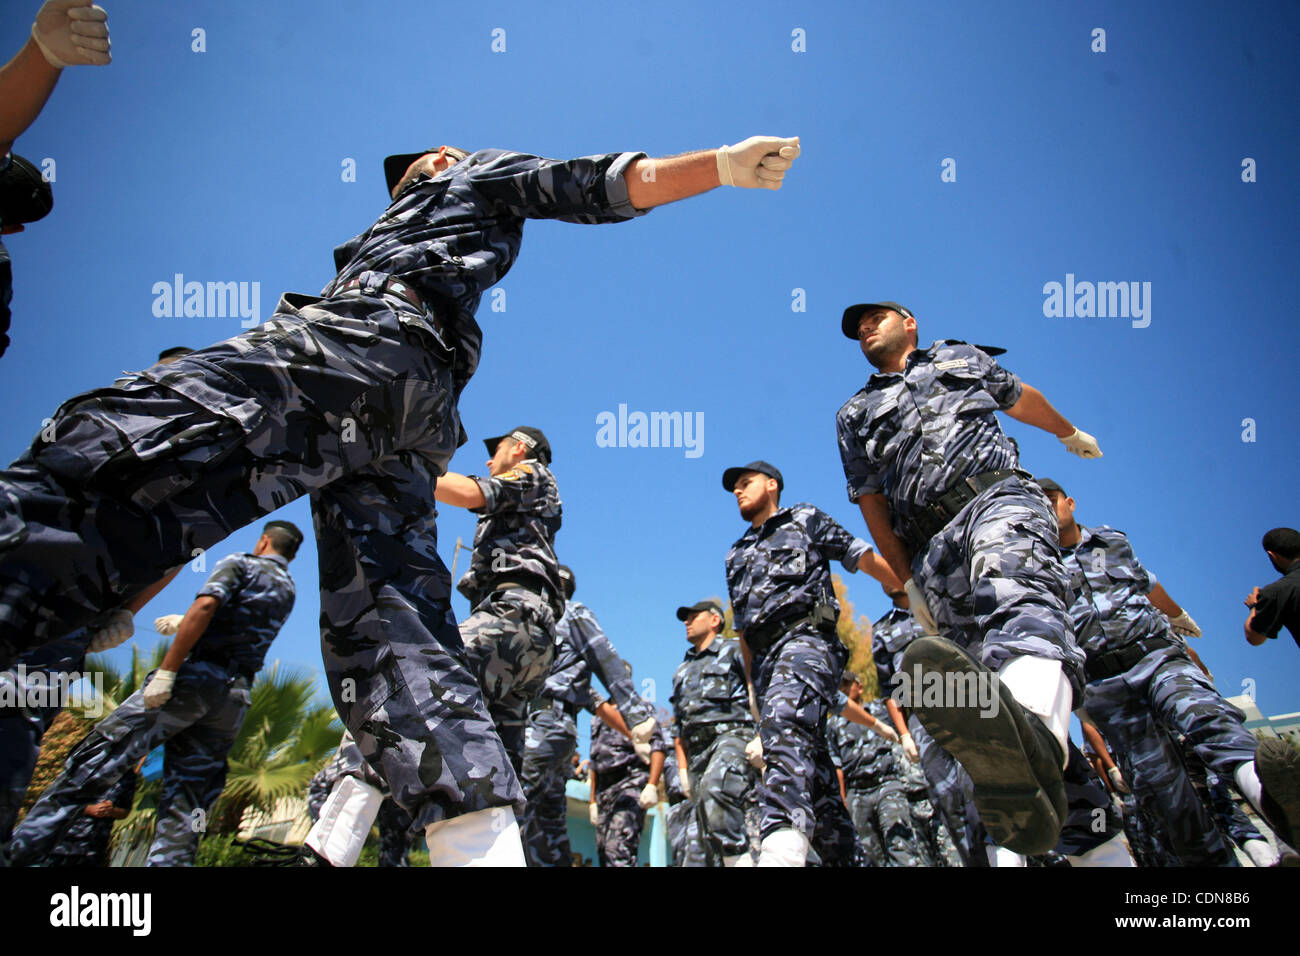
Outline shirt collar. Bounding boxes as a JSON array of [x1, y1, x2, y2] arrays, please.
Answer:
[[257, 551, 290, 569], [686, 636, 724, 659]]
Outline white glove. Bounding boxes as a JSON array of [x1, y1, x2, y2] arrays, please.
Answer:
[[86, 608, 134, 652], [744, 735, 766, 771], [143, 669, 177, 709], [638, 783, 659, 809], [1060, 427, 1102, 459], [716, 136, 801, 189], [904, 578, 939, 635], [680, 768, 692, 801], [871, 721, 899, 744], [32, 1, 111, 68], [630, 717, 657, 744], [1168, 610, 1202, 639], [1107, 765, 1131, 795], [901, 732, 920, 763], [633, 741, 652, 765], [154, 614, 184, 636], [588, 803, 599, 827]]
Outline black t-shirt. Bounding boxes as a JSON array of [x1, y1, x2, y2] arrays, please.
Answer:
[[1252, 562, 1300, 648]]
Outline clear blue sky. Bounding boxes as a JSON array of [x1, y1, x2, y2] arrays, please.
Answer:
[[3, 2, 1297, 756]]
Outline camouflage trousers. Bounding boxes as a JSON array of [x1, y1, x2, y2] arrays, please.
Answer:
[[0, 293, 525, 831], [520, 701, 577, 867], [914, 475, 1086, 699], [846, 779, 925, 866], [1182, 744, 1267, 850], [0, 630, 89, 843], [1084, 644, 1252, 866], [665, 797, 706, 866], [9, 662, 248, 866], [1054, 739, 1126, 859], [594, 764, 648, 867], [1115, 754, 1184, 867], [904, 786, 962, 866], [376, 797, 415, 867], [909, 713, 987, 866], [752, 625, 859, 865], [685, 724, 758, 860], [461, 588, 556, 777]]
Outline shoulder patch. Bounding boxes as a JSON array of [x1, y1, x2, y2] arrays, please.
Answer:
[[500, 463, 534, 481]]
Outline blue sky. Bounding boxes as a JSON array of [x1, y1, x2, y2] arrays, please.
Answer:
[[3, 1, 1298, 756]]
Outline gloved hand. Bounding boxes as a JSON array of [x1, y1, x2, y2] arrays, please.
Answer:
[[904, 578, 939, 635], [1060, 427, 1102, 459], [154, 614, 184, 636], [871, 721, 899, 744], [680, 767, 692, 801], [86, 608, 134, 652], [745, 735, 766, 771], [716, 136, 801, 189], [143, 669, 177, 709], [32, 1, 111, 68], [1168, 610, 1202, 639], [901, 732, 920, 763], [638, 783, 659, 809], [630, 717, 657, 744], [633, 741, 652, 765], [1107, 765, 1131, 795], [588, 803, 598, 827]]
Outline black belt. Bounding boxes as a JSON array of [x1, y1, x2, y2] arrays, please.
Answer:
[[745, 605, 838, 656], [528, 696, 578, 718], [684, 720, 753, 754], [336, 276, 446, 338], [902, 469, 1030, 554], [1085, 634, 1179, 682], [489, 575, 561, 614]]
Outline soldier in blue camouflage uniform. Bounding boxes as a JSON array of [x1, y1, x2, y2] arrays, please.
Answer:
[[836, 301, 1105, 854], [9, 521, 298, 866], [825, 681, 923, 867], [520, 564, 658, 867], [0, 135, 800, 864], [669, 599, 759, 866], [1041, 478, 1300, 862], [723, 460, 904, 866], [589, 682, 669, 867], [435, 426, 566, 777]]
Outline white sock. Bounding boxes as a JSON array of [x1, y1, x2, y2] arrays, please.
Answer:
[[998, 656, 1072, 768], [756, 829, 809, 867], [305, 776, 385, 867], [986, 845, 1026, 867], [1234, 761, 1264, 815], [723, 853, 754, 867], [425, 807, 525, 867], [1243, 838, 1279, 868], [1068, 833, 1136, 868]]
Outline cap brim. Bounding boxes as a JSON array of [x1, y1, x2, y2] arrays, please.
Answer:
[[721, 467, 747, 491], [383, 152, 433, 196], [841, 304, 871, 339], [482, 434, 508, 458], [675, 606, 694, 621]]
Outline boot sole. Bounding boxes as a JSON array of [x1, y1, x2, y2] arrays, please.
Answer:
[[901, 636, 1066, 855], [1256, 737, 1300, 849]]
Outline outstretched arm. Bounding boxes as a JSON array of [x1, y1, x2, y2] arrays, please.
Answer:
[[1005, 384, 1102, 458], [624, 136, 800, 210]]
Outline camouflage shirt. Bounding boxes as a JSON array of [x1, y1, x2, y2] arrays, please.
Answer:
[[725, 504, 871, 634], [825, 701, 897, 787], [1059, 524, 1172, 657], [871, 606, 926, 695], [542, 600, 652, 726], [192, 551, 296, 677], [836, 340, 1023, 540], [322, 149, 648, 398], [457, 458, 562, 609], [670, 636, 754, 740], [590, 693, 669, 775]]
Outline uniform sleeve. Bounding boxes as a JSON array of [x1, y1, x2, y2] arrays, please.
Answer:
[[463, 150, 650, 224], [669, 667, 684, 740], [197, 555, 247, 606], [807, 507, 872, 572], [825, 721, 843, 769], [652, 719, 671, 755], [872, 641, 893, 698], [725, 643, 752, 717], [572, 606, 654, 727], [470, 462, 552, 517], [1108, 530, 1155, 594], [837, 400, 886, 500], [1250, 578, 1294, 639], [970, 346, 1023, 410]]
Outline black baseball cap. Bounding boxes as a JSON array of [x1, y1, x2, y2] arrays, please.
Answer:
[[557, 564, 576, 599], [676, 600, 724, 622], [483, 426, 552, 465], [157, 346, 194, 362], [0, 154, 53, 226], [722, 460, 784, 492], [841, 301, 913, 340], [1036, 477, 1067, 497]]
